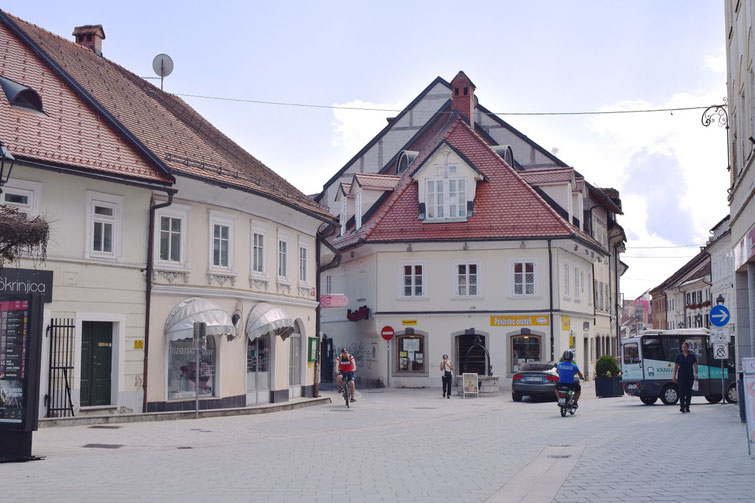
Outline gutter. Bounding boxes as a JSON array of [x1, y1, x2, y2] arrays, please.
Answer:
[[318, 225, 343, 272], [142, 193, 174, 413]]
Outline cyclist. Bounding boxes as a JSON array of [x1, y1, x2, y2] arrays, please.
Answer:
[[556, 350, 584, 407], [336, 347, 357, 402]]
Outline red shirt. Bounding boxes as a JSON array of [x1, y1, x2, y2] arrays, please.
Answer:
[[338, 355, 354, 372]]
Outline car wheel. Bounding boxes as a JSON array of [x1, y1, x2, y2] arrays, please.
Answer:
[[640, 396, 658, 405], [705, 395, 722, 404], [660, 384, 679, 405], [725, 383, 738, 404], [512, 392, 523, 402]]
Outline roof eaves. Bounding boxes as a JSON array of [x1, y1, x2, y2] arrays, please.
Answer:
[[0, 10, 175, 184]]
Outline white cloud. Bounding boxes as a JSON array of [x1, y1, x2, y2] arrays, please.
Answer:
[[705, 49, 727, 74]]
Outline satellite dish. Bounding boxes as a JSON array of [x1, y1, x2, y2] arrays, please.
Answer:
[[152, 53, 174, 90]]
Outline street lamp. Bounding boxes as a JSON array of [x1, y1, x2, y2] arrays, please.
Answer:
[[701, 103, 730, 172], [716, 294, 725, 306], [0, 140, 16, 194]]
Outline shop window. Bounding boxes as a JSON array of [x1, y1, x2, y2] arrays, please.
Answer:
[[396, 334, 425, 372], [167, 335, 216, 400], [510, 334, 541, 373]]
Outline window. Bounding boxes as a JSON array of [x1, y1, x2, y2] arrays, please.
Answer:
[[325, 274, 332, 294], [167, 334, 216, 399], [574, 268, 580, 300], [396, 334, 425, 373], [402, 264, 424, 297], [642, 337, 665, 361], [425, 178, 467, 220], [1, 179, 40, 218], [278, 239, 288, 279], [511, 335, 541, 373], [456, 263, 478, 297], [623, 342, 639, 364], [159, 216, 182, 263], [599, 282, 604, 311], [289, 325, 301, 386], [686, 293, 691, 306], [252, 231, 265, 274], [86, 191, 122, 260], [513, 262, 535, 295], [208, 211, 234, 271], [355, 191, 362, 230], [299, 245, 308, 284], [580, 271, 585, 296], [564, 264, 570, 297], [587, 272, 592, 305], [339, 198, 347, 236]]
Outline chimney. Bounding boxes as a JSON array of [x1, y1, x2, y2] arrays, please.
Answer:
[[73, 25, 106, 56], [450, 71, 476, 128]]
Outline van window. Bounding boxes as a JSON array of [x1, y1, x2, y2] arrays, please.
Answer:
[[664, 336, 705, 364], [623, 343, 639, 364], [641, 337, 664, 361]]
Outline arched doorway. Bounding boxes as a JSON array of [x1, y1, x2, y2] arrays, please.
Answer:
[[455, 330, 487, 375], [509, 329, 542, 373]]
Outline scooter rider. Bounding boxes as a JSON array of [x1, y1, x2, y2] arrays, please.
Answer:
[[556, 350, 584, 407]]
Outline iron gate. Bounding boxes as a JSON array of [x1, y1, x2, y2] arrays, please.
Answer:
[[46, 318, 75, 417]]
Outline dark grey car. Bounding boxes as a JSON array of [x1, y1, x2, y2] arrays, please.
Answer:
[[511, 362, 559, 402]]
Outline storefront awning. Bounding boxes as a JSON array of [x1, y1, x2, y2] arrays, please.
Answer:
[[164, 297, 235, 341], [245, 302, 295, 341]]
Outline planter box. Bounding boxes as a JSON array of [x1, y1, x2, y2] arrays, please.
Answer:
[[595, 376, 624, 397]]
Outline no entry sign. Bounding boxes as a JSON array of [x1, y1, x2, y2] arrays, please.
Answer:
[[381, 326, 394, 341]]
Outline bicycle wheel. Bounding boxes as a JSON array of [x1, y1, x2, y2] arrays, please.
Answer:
[[344, 384, 350, 408]]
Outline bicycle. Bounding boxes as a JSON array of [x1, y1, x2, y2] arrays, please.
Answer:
[[337, 371, 355, 408]]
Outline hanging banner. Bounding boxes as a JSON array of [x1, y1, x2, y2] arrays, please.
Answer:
[[561, 315, 571, 331]]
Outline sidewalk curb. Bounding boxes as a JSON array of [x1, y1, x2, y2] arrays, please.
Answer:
[[38, 397, 332, 427]]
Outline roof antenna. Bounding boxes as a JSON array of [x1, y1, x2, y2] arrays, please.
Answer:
[[152, 54, 174, 91]]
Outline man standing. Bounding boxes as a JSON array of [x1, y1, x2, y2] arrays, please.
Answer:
[[673, 341, 698, 413], [440, 354, 454, 399]]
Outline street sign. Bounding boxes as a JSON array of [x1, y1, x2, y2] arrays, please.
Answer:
[[709, 305, 730, 327], [319, 294, 348, 308], [713, 343, 729, 360], [380, 326, 394, 341], [710, 326, 731, 343]]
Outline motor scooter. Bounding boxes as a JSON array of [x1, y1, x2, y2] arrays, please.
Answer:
[[556, 382, 578, 417]]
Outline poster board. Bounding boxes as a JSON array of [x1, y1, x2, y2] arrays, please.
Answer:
[[743, 358, 755, 457], [462, 373, 478, 398], [307, 337, 319, 362]]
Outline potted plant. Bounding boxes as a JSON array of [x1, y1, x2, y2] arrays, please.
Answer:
[[595, 354, 623, 397]]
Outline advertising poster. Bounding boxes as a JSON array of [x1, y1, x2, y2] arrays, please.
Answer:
[[743, 358, 755, 457], [462, 372, 478, 397], [0, 299, 29, 424]]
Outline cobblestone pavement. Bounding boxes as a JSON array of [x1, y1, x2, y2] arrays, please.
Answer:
[[3, 385, 754, 502]]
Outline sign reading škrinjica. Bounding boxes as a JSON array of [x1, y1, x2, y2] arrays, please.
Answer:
[[0, 268, 53, 303]]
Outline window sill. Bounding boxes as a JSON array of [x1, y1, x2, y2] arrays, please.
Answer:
[[422, 217, 468, 224], [206, 271, 237, 287], [506, 295, 542, 300], [396, 296, 429, 301], [451, 296, 483, 301], [79, 405, 117, 411]]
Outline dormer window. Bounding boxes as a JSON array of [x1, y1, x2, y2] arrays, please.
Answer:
[[355, 190, 363, 230], [426, 178, 466, 220], [340, 198, 347, 236]]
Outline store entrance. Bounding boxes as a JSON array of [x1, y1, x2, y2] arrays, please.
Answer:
[[456, 333, 487, 375], [80, 321, 112, 407], [246, 334, 271, 404]]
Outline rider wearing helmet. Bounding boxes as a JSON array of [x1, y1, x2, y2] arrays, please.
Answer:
[[556, 350, 584, 407]]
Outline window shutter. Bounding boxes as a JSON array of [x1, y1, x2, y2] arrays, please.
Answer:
[[417, 202, 426, 220]]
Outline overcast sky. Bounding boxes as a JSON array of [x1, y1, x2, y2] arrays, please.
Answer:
[[4, 1, 730, 300]]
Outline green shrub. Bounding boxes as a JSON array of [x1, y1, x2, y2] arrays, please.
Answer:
[[595, 355, 620, 378]]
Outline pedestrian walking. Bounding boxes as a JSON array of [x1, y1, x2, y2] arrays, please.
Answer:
[[440, 354, 454, 398], [672, 341, 698, 413]]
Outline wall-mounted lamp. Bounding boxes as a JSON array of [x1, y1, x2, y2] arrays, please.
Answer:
[[716, 294, 725, 306], [0, 140, 16, 194], [462, 242, 469, 251], [519, 241, 526, 249], [406, 243, 412, 252]]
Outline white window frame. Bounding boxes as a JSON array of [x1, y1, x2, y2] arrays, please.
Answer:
[[511, 260, 537, 297], [208, 210, 235, 272], [355, 190, 362, 230], [155, 204, 189, 269], [453, 261, 480, 298], [400, 262, 427, 298], [85, 191, 123, 262], [277, 232, 290, 282], [587, 272, 593, 305], [251, 222, 267, 278], [325, 274, 332, 295], [298, 240, 310, 286], [574, 267, 580, 301], [424, 177, 467, 221], [563, 264, 570, 299], [1, 178, 42, 218]]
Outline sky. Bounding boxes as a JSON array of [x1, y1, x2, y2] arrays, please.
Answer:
[[2, 1, 731, 300]]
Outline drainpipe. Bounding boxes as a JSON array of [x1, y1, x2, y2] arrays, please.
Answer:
[[315, 225, 342, 398], [548, 239, 554, 361], [142, 193, 174, 413]]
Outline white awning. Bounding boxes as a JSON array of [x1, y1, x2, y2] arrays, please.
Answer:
[[164, 297, 235, 342], [245, 303, 295, 340]]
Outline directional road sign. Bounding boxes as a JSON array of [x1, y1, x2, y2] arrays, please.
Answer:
[[713, 343, 729, 360], [709, 305, 730, 327], [710, 326, 731, 343]]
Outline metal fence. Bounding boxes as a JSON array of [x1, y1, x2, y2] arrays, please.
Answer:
[[46, 318, 75, 417]]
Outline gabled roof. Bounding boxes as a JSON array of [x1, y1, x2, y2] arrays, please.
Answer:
[[0, 17, 171, 185], [351, 173, 401, 192], [331, 115, 605, 250], [651, 249, 709, 293], [3, 11, 334, 222]]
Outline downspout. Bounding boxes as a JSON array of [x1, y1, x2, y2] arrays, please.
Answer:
[[614, 248, 620, 351], [142, 193, 174, 413], [315, 224, 342, 398], [548, 239, 555, 361]]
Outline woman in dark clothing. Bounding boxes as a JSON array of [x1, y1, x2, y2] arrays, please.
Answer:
[[672, 341, 699, 413]]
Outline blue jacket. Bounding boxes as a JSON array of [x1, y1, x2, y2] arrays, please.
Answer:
[[557, 361, 580, 383]]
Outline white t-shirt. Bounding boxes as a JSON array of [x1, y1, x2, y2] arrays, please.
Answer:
[[443, 361, 453, 372]]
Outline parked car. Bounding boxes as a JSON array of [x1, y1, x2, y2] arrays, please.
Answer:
[[512, 362, 559, 402]]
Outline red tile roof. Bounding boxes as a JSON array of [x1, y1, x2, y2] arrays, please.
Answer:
[[331, 115, 605, 250], [4, 12, 333, 221], [518, 167, 575, 186], [352, 173, 401, 191], [0, 21, 170, 184]]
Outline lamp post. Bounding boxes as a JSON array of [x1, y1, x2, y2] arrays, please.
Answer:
[[0, 140, 16, 194], [701, 103, 730, 172]]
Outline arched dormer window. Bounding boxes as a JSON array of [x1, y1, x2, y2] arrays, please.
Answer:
[[0, 75, 46, 115]]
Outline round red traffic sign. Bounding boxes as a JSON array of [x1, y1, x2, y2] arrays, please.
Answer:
[[381, 326, 394, 341]]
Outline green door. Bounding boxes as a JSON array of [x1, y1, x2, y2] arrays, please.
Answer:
[[80, 321, 113, 407]]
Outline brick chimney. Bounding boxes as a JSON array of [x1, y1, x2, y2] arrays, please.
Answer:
[[73, 25, 105, 56], [450, 71, 476, 127]]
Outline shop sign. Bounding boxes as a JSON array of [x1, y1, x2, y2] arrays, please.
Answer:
[[134, 339, 144, 350], [561, 315, 571, 331], [401, 319, 417, 326], [734, 222, 755, 270], [320, 294, 348, 308], [0, 268, 53, 303], [490, 315, 549, 327], [346, 305, 370, 321]]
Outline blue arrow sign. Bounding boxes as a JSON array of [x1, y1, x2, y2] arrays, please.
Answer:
[[709, 305, 730, 327]]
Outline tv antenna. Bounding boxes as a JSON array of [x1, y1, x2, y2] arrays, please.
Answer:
[[152, 53, 174, 91]]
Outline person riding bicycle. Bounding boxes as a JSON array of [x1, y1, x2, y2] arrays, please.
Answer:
[[336, 347, 357, 402], [556, 350, 584, 407]]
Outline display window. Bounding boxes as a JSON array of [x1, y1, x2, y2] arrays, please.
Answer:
[[510, 335, 541, 373], [168, 335, 217, 399], [396, 334, 425, 373]]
